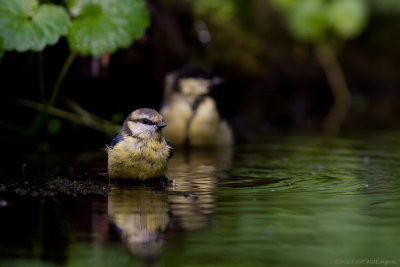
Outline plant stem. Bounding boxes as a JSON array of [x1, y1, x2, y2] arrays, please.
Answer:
[[48, 50, 77, 108], [315, 43, 351, 136], [18, 98, 121, 137]]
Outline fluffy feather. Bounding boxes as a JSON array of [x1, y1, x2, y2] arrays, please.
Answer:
[[160, 79, 233, 146], [107, 108, 173, 180]]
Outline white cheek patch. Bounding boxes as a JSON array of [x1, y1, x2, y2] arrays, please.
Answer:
[[128, 120, 157, 137], [127, 121, 135, 130], [180, 78, 210, 96], [128, 121, 143, 136]]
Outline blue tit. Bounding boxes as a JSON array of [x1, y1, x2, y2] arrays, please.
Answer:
[[160, 75, 233, 146], [108, 185, 169, 256], [107, 108, 173, 180]]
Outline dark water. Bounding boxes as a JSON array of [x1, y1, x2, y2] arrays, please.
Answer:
[[1, 132, 400, 266]]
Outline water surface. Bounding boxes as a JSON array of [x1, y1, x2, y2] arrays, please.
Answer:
[[1, 132, 400, 266]]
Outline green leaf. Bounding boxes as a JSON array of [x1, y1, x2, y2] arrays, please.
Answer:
[[0, 0, 71, 52], [328, 0, 369, 39], [286, 0, 329, 42], [67, 0, 150, 57]]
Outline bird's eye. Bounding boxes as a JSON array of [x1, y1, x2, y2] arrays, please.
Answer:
[[142, 119, 151, 125]]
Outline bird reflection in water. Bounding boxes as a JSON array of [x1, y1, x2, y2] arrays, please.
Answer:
[[107, 147, 232, 258], [108, 184, 169, 258], [167, 148, 232, 230]]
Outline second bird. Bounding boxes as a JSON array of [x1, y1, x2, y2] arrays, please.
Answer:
[[160, 64, 233, 147]]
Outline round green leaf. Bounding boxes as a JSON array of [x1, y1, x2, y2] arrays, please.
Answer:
[[328, 0, 369, 39], [286, 0, 329, 42], [0, 0, 71, 52], [67, 0, 150, 57]]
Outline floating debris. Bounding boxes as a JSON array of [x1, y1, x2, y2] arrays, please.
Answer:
[[0, 178, 111, 198]]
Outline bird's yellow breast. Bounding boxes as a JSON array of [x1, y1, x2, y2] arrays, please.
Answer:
[[108, 135, 170, 180]]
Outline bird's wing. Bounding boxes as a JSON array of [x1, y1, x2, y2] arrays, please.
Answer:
[[111, 134, 124, 147]]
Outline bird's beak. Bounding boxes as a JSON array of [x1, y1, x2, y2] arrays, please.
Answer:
[[157, 121, 167, 129]]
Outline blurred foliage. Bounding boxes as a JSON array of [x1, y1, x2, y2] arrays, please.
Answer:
[[0, 0, 150, 143], [0, 0, 150, 105], [0, 0, 71, 52], [185, 0, 368, 77], [271, 0, 369, 42], [187, 0, 266, 75], [184, 0, 373, 135], [329, 0, 369, 39], [66, 0, 150, 56], [47, 118, 62, 135], [1, 0, 400, 148], [190, 0, 236, 23], [275, 0, 329, 42], [269, 0, 370, 135], [0, 0, 149, 56]]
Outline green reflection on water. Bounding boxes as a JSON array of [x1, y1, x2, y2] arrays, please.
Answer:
[[159, 133, 400, 266], [2, 132, 400, 266]]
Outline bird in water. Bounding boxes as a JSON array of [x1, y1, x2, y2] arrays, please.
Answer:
[[160, 64, 233, 147], [107, 108, 173, 181]]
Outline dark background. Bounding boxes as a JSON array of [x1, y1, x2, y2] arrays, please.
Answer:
[[1, 0, 400, 154]]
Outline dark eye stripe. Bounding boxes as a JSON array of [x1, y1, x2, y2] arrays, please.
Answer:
[[142, 118, 152, 125], [130, 118, 156, 125]]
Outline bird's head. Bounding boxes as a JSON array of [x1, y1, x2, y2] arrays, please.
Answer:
[[178, 78, 211, 107], [179, 78, 210, 97], [122, 108, 167, 139]]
